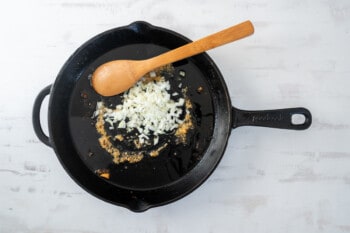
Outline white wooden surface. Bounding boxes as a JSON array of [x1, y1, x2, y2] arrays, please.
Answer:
[[1, 0, 350, 232]]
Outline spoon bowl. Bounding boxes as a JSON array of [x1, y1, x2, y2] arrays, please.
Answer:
[[91, 60, 145, 97]]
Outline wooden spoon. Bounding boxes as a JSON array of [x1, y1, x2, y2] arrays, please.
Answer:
[[92, 20, 254, 96]]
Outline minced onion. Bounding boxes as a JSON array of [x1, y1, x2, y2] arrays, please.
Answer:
[[94, 77, 185, 145]]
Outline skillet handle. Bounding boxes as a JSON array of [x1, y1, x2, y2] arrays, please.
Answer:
[[232, 107, 312, 130], [32, 85, 52, 147]]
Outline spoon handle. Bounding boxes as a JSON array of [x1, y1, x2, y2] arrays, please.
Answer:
[[147, 20, 254, 69]]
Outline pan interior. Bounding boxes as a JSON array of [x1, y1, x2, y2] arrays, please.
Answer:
[[68, 43, 215, 190]]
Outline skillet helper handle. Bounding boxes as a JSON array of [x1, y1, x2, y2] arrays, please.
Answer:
[[32, 85, 52, 147], [232, 107, 312, 130]]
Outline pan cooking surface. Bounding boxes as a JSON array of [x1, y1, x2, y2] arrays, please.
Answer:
[[68, 43, 215, 190]]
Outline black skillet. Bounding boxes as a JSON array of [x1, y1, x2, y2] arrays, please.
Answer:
[[33, 21, 312, 212]]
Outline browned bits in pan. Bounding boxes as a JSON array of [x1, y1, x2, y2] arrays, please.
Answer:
[[95, 169, 110, 179], [114, 134, 124, 141], [95, 106, 144, 164], [175, 99, 194, 144], [149, 143, 168, 157], [197, 86, 203, 94]]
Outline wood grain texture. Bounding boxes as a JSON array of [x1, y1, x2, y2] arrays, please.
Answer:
[[0, 0, 350, 232]]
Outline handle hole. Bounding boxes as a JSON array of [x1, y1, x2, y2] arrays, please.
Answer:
[[291, 114, 306, 125], [40, 95, 50, 136]]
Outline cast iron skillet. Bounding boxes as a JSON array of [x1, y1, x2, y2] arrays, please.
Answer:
[[33, 21, 312, 212]]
